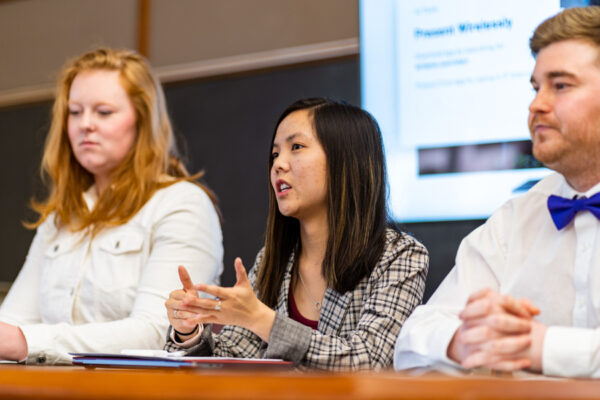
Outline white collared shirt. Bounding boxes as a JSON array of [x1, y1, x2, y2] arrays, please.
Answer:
[[394, 172, 600, 378], [0, 181, 223, 364]]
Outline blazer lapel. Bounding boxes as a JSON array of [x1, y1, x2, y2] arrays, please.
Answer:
[[275, 254, 295, 315], [318, 288, 352, 335]]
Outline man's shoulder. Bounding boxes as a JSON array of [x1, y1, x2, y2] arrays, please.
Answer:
[[498, 172, 563, 212], [526, 172, 564, 196], [469, 172, 563, 240]]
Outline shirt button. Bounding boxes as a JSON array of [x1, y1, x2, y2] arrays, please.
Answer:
[[37, 355, 46, 364], [583, 243, 591, 251]]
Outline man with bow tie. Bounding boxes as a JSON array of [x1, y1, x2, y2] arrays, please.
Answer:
[[394, 6, 600, 378]]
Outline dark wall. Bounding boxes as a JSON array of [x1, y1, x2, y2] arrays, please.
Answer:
[[0, 102, 49, 280], [0, 56, 482, 301], [403, 219, 484, 301]]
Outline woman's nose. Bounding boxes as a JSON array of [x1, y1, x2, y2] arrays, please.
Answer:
[[272, 152, 289, 172], [80, 109, 95, 131]]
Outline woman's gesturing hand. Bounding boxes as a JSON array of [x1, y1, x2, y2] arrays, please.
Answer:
[[181, 257, 276, 342], [165, 265, 201, 337]]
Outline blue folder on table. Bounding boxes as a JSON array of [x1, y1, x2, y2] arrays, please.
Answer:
[[70, 352, 294, 369]]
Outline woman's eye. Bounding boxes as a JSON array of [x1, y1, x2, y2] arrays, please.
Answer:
[[68, 109, 80, 116], [291, 143, 303, 150], [554, 82, 569, 91], [271, 152, 279, 159], [98, 109, 113, 116]]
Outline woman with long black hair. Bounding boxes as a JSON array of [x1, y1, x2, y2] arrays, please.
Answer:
[[165, 98, 428, 370]]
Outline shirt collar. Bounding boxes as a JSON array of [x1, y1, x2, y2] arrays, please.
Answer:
[[82, 185, 98, 211], [81, 175, 173, 211], [559, 176, 600, 199]]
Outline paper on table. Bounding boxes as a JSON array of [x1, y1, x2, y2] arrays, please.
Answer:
[[120, 349, 186, 357], [119, 350, 289, 364]]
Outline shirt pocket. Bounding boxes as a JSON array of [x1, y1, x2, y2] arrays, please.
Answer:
[[40, 234, 82, 323], [94, 228, 146, 290], [99, 231, 145, 255], [87, 228, 147, 319]]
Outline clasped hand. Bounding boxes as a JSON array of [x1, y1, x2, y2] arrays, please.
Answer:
[[165, 258, 276, 342], [447, 288, 547, 372]]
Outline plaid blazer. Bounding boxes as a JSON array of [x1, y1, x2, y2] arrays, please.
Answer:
[[165, 228, 428, 370]]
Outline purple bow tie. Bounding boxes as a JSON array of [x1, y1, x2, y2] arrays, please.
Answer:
[[547, 192, 600, 230]]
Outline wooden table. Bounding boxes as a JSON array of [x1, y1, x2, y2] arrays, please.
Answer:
[[0, 365, 599, 400]]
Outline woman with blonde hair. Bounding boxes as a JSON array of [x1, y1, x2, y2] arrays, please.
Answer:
[[0, 48, 222, 364]]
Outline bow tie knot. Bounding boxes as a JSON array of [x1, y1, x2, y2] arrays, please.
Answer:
[[547, 192, 600, 230], [572, 198, 586, 212]]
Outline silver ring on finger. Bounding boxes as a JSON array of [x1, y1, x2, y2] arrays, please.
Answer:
[[215, 300, 222, 311], [174, 309, 178, 318]]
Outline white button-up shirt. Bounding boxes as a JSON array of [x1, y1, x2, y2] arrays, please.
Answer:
[[0, 181, 223, 364], [394, 173, 600, 378]]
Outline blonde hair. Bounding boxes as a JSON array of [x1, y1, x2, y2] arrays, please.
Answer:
[[530, 6, 600, 55], [29, 48, 216, 234]]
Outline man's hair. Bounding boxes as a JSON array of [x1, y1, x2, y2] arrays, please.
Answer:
[[530, 6, 600, 56]]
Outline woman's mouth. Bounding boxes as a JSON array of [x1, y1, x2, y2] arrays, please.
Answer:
[[277, 180, 292, 195]]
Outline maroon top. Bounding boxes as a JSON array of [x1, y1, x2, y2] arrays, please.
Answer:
[[288, 287, 319, 330]]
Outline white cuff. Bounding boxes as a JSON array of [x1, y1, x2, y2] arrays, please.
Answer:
[[434, 319, 463, 366], [20, 324, 68, 364], [169, 325, 203, 348], [394, 310, 462, 370], [543, 326, 593, 377]]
